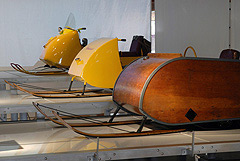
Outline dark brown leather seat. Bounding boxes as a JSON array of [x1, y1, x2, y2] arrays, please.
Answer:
[[120, 36, 150, 57], [219, 49, 240, 59]]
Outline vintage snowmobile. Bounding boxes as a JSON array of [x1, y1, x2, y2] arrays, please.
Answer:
[[6, 35, 152, 98], [6, 38, 128, 98], [7, 12, 151, 98], [35, 52, 240, 138], [11, 13, 87, 75]]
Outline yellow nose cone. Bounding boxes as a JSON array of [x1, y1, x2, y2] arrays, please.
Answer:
[[40, 29, 82, 68], [69, 38, 122, 88]]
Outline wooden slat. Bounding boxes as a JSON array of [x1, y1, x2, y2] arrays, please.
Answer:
[[10, 63, 67, 75], [53, 110, 185, 138], [5, 80, 111, 98]]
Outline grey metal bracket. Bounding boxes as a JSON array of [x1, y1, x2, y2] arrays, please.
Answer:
[[87, 137, 100, 161], [185, 131, 203, 161]]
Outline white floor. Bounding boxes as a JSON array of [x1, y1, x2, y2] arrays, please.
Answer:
[[0, 118, 239, 159]]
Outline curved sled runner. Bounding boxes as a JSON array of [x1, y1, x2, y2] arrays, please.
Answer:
[[33, 102, 142, 127], [33, 102, 185, 138], [10, 63, 68, 75], [5, 80, 111, 98], [52, 110, 184, 138]]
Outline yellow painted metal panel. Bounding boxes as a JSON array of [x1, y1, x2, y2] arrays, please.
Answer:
[[69, 38, 122, 88], [39, 28, 82, 68]]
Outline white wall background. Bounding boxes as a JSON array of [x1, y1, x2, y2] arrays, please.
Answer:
[[155, 0, 239, 58], [232, 0, 240, 50], [0, 0, 150, 67]]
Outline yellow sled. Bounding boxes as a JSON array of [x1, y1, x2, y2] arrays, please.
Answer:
[[11, 13, 87, 75], [6, 38, 125, 98]]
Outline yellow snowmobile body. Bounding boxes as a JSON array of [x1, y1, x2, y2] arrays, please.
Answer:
[[39, 27, 83, 69], [68, 38, 123, 89]]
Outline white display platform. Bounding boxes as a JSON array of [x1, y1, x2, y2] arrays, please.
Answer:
[[0, 69, 114, 117], [0, 69, 239, 161]]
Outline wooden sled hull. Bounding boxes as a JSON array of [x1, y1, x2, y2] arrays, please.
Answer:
[[113, 54, 240, 125]]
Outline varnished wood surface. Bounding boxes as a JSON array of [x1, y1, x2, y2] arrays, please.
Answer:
[[143, 58, 240, 124], [113, 53, 182, 114], [113, 54, 240, 125]]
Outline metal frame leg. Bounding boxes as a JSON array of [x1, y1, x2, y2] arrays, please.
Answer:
[[68, 76, 76, 91], [82, 82, 87, 95], [108, 106, 121, 123], [137, 116, 147, 133], [68, 80, 73, 91]]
